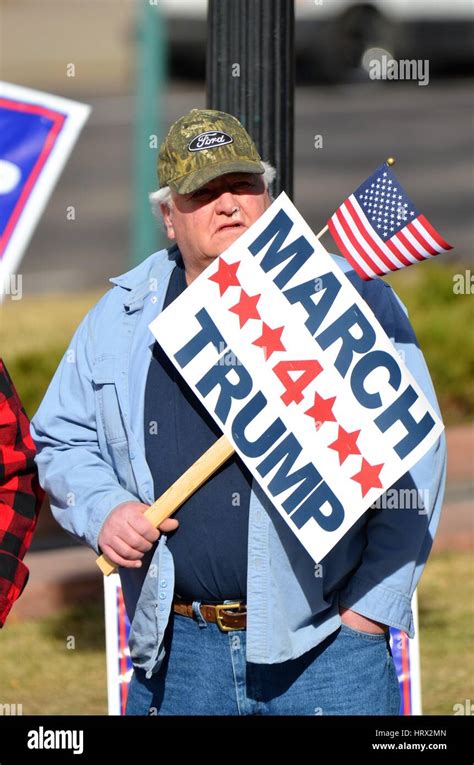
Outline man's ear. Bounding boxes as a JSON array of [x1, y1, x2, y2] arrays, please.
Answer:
[[160, 203, 176, 240]]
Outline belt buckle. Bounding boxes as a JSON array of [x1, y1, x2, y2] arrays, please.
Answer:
[[215, 602, 244, 632]]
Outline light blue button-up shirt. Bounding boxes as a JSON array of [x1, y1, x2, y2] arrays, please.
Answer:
[[31, 248, 446, 677]]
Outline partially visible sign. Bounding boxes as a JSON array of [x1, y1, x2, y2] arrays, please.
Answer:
[[149, 193, 443, 564], [104, 575, 422, 715], [104, 575, 132, 716], [393, 591, 422, 716], [0, 82, 90, 294]]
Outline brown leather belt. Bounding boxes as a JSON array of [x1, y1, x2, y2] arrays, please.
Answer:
[[173, 599, 247, 632]]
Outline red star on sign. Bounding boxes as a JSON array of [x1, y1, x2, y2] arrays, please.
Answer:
[[229, 289, 261, 328], [209, 258, 241, 296], [252, 322, 286, 360], [351, 459, 384, 497], [304, 393, 337, 430], [328, 426, 361, 465]]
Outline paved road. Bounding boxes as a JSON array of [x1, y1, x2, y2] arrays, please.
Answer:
[[19, 78, 473, 295]]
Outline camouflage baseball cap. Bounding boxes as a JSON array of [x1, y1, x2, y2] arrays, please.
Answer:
[[158, 108, 264, 194]]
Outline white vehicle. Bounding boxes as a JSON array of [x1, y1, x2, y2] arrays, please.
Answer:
[[160, 0, 474, 81]]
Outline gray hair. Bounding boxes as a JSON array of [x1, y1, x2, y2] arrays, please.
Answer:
[[149, 160, 276, 220]]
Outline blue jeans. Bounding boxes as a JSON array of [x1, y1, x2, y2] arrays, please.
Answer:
[[126, 606, 401, 716]]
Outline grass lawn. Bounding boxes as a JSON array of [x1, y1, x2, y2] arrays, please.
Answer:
[[417, 550, 474, 715], [0, 551, 471, 716], [1, 602, 107, 716], [386, 264, 474, 425]]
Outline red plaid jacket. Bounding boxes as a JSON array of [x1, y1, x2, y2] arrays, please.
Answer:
[[0, 359, 43, 626]]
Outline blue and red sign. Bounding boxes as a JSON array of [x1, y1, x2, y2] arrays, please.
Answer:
[[148, 195, 443, 564], [0, 98, 65, 258], [0, 82, 90, 291]]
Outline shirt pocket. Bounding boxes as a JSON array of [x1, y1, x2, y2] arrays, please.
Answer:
[[92, 356, 128, 445]]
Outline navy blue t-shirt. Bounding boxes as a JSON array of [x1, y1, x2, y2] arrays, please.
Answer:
[[144, 253, 252, 602]]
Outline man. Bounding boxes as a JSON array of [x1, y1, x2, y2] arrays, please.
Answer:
[[0, 359, 43, 626], [32, 109, 446, 715]]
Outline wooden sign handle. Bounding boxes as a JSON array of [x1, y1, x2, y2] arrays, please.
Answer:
[[96, 435, 236, 576]]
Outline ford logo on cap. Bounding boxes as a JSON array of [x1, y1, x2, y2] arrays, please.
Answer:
[[188, 131, 234, 152]]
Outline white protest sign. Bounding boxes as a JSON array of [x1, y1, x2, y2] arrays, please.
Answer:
[[149, 193, 443, 563]]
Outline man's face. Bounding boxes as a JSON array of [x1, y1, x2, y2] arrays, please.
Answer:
[[160, 172, 271, 284]]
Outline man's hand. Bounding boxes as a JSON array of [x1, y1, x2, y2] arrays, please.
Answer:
[[339, 606, 388, 634], [98, 501, 179, 569]]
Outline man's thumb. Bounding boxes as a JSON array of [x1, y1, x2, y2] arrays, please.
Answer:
[[159, 517, 179, 532]]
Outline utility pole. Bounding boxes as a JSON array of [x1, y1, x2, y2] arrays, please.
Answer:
[[207, 0, 294, 200]]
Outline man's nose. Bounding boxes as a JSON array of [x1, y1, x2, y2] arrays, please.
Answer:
[[215, 191, 239, 215]]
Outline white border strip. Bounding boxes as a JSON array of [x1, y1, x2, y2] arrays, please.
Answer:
[[103, 573, 121, 716], [410, 590, 423, 715]]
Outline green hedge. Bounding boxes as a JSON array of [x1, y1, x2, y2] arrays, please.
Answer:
[[387, 265, 474, 424], [8, 349, 65, 420]]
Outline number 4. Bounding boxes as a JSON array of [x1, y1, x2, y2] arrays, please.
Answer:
[[273, 360, 323, 405]]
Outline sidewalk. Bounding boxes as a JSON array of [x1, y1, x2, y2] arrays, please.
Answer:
[[8, 424, 473, 622]]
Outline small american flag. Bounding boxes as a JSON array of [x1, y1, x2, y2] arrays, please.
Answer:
[[328, 163, 452, 280]]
